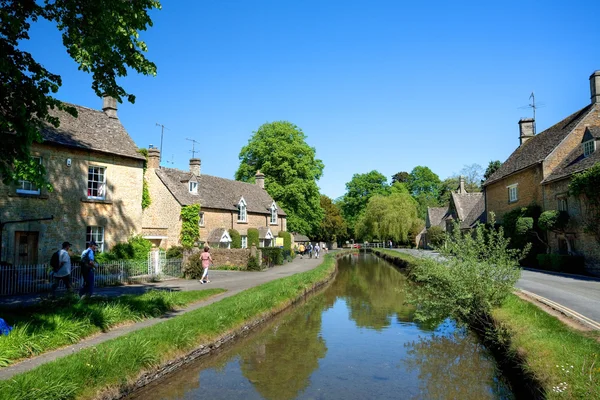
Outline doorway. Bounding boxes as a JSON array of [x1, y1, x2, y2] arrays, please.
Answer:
[[14, 231, 39, 265]]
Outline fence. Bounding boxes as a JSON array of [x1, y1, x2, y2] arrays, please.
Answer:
[[0, 253, 183, 296]]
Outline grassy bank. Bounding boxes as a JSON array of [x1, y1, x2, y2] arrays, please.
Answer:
[[0, 290, 223, 368], [369, 248, 600, 398], [0, 253, 342, 400]]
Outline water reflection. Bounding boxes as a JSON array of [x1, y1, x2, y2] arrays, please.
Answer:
[[128, 254, 512, 400]]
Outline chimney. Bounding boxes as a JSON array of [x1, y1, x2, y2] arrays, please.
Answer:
[[255, 170, 265, 189], [147, 146, 160, 169], [189, 158, 201, 176], [519, 118, 535, 146], [459, 176, 466, 193], [591, 70, 600, 105], [102, 95, 118, 119]]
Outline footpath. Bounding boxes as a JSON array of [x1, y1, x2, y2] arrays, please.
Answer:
[[0, 254, 327, 380]]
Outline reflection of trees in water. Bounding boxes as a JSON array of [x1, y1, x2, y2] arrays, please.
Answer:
[[238, 295, 328, 400], [404, 322, 512, 400], [324, 254, 416, 330]]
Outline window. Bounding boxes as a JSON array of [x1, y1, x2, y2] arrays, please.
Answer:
[[16, 157, 41, 195], [189, 181, 198, 194], [583, 140, 596, 157], [557, 197, 568, 212], [87, 166, 106, 199], [270, 203, 278, 225], [199, 212, 205, 227], [86, 226, 105, 252], [238, 198, 247, 222], [241, 235, 248, 249], [508, 184, 518, 203]]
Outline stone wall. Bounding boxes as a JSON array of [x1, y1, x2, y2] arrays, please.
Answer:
[[0, 143, 143, 264], [142, 168, 182, 248], [183, 246, 258, 270]]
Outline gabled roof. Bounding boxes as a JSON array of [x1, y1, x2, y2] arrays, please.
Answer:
[[426, 207, 448, 229], [155, 167, 286, 216], [543, 133, 600, 184], [41, 103, 144, 160], [450, 192, 485, 229], [293, 233, 310, 242], [484, 105, 593, 186], [258, 227, 273, 240], [206, 228, 231, 243], [583, 126, 600, 141]]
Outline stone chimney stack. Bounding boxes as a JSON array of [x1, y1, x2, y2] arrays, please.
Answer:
[[102, 95, 118, 119], [189, 158, 201, 176], [591, 70, 600, 105], [255, 170, 265, 189], [519, 118, 535, 146], [459, 176, 466, 194], [147, 146, 160, 169]]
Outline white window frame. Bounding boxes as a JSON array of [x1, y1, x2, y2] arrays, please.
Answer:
[[241, 235, 248, 249], [238, 197, 247, 222], [87, 166, 107, 200], [198, 211, 205, 227], [189, 181, 198, 194], [270, 202, 278, 225], [16, 156, 42, 195], [557, 197, 568, 212], [583, 140, 595, 157], [86, 226, 105, 252], [507, 184, 518, 203]]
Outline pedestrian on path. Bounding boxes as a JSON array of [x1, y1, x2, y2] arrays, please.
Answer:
[[308, 243, 313, 258], [51, 242, 73, 296], [199, 246, 213, 284], [79, 241, 98, 299], [298, 244, 305, 258], [314, 243, 320, 259]]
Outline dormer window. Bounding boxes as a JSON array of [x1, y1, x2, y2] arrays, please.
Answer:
[[270, 202, 278, 225], [583, 140, 596, 157], [238, 197, 247, 222], [189, 181, 198, 194]]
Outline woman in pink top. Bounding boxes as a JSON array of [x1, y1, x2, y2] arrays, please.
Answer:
[[200, 245, 213, 284]]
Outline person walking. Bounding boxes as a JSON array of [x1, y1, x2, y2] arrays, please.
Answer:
[[79, 241, 98, 299], [298, 243, 305, 259], [199, 245, 213, 284], [308, 243, 313, 259], [51, 241, 73, 296], [314, 243, 320, 259]]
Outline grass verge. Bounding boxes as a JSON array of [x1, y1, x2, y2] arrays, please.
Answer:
[[492, 294, 600, 399], [0, 253, 341, 400], [0, 289, 223, 367]]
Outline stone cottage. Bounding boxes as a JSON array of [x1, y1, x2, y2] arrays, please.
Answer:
[[0, 97, 145, 265], [142, 148, 287, 249]]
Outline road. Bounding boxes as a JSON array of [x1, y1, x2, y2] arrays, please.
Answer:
[[392, 248, 600, 328]]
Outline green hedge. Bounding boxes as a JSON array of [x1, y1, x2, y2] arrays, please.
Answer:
[[279, 231, 292, 251], [248, 228, 259, 248], [229, 229, 241, 249], [536, 254, 586, 274], [260, 247, 284, 267]]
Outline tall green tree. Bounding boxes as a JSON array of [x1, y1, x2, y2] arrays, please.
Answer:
[[391, 171, 410, 184], [354, 192, 419, 243], [339, 170, 390, 232], [1, 0, 160, 186], [483, 160, 503, 183], [407, 166, 441, 198], [235, 121, 324, 235], [315, 195, 347, 244]]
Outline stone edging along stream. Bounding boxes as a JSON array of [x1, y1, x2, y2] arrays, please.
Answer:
[[108, 252, 350, 400]]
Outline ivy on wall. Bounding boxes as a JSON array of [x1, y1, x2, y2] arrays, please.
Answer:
[[569, 162, 600, 244], [137, 148, 151, 210], [181, 204, 201, 247]]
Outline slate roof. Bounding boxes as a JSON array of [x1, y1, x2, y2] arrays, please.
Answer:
[[258, 227, 273, 240], [155, 167, 287, 216], [426, 207, 448, 230], [450, 192, 485, 229], [293, 233, 310, 242], [41, 103, 144, 160], [206, 228, 230, 243], [543, 136, 600, 184], [483, 105, 593, 186]]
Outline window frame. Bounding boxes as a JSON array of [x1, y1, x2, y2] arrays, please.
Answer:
[[507, 184, 518, 203], [86, 226, 105, 252], [583, 140, 596, 157], [189, 181, 198, 194], [238, 198, 247, 222], [198, 211, 205, 227], [557, 196, 568, 212], [16, 156, 42, 195], [87, 166, 107, 200], [241, 235, 248, 249], [270, 202, 278, 225]]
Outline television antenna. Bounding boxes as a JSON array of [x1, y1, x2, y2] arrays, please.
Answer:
[[155, 123, 169, 162], [518, 92, 545, 122], [165, 154, 175, 165], [186, 138, 200, 158]]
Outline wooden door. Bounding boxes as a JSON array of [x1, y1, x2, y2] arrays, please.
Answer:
[[14, 231, 39, 265]]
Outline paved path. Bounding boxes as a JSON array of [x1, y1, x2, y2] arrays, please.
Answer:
[[0, 254, 328, 380], [392, 248, 600, 329]]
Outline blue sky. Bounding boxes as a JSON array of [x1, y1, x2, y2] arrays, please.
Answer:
[[21, 0, 600, 199]]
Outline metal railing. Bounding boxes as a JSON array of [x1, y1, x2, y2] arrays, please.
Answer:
[[0, 257, 183, 296]]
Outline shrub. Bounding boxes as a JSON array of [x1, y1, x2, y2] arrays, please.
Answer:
[[229, 229, 241, 249], [261, 248, 284, 267], [279, 231, 292, 251], [166, 246, 183, 259], [536, 254, 586, 274], [183, 252, 204, 279], [96, 235, 152, 263], [426, 226, 445, 248], [247, 228, 259, 248], [246, 255, 261, 271]]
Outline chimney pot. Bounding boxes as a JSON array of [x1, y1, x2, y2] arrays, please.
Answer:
[[590, 70, 600, 105], [102, 95, 118, 119], [190, 158, 201, 176], [147, 147, 160, 169], [519, 118, 535, 146], [459, 176, 466, 194], [255, 170, 265, 189]]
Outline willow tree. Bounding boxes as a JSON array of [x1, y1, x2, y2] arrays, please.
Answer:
[[354, 192, 419, 243]]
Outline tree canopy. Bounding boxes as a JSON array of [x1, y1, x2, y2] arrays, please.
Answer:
[[459, 163, 483, 192], [483, 160, 503, 182], [391, 171, 410, 184], [354, 192, 419, 243], [339, 170, 390, 231], [1, 0, 160, 186], [407, 166, 441, 197], [235, 121, 324, 235], [315, 195, 347, 244]]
